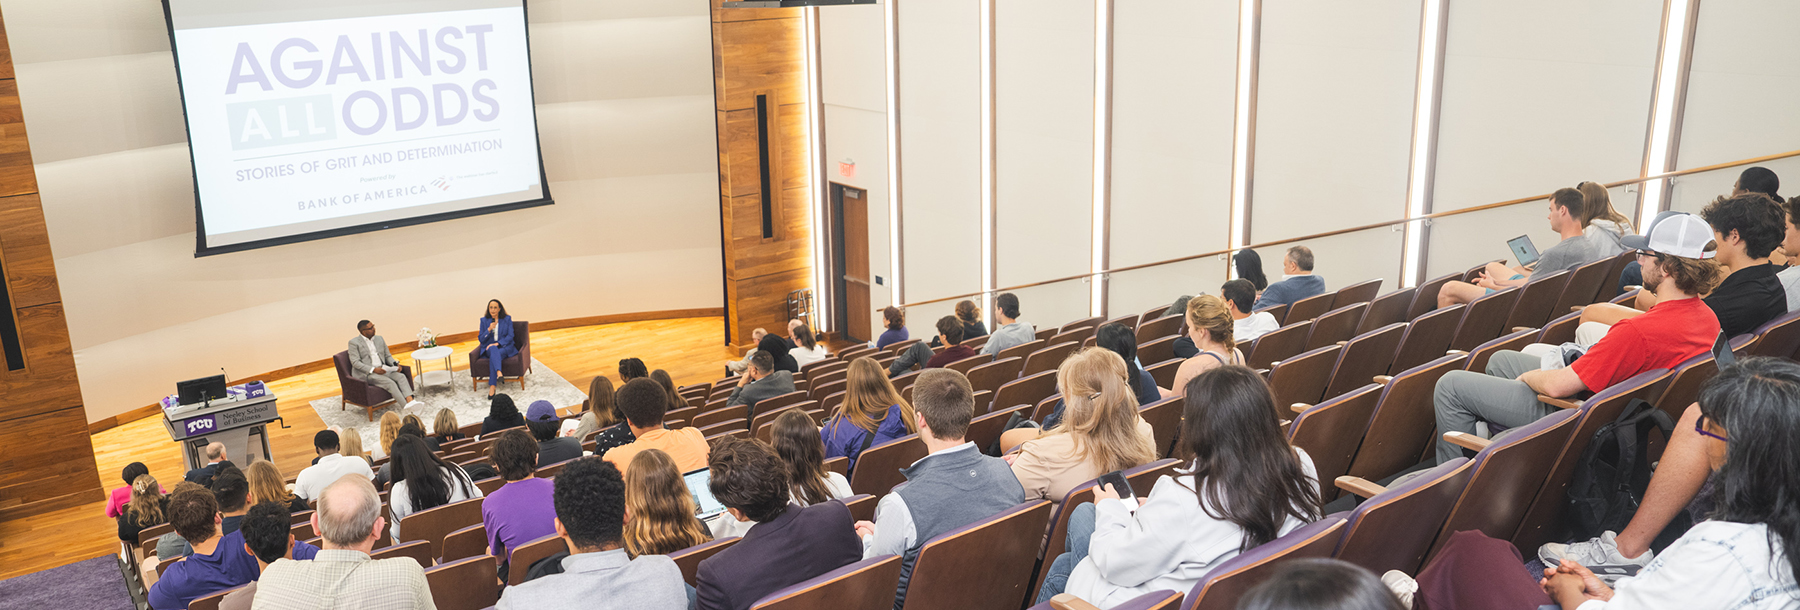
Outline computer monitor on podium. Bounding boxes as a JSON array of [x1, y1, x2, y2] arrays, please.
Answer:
[[177, 374, 228, 405]]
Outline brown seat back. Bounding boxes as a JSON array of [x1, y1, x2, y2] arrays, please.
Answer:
[[1462, 328, 1538, 373], [1266, 345, 1342, 409], [1138, 396, 1184, 458], [849, 435, 928, 497], [1136, 335, 1180, 368], [1389, 304, 1463, 374], [439, 523, 487, 563], [1247, 321, 1311, 371], [1502, 269, 1572, 330], [967, 356, 1025, 396], [1026, 393, 1063, 424], [1407, 273, 1459, 321], [1596, 251, 1637, 303], [1357, 287, 1416, 335], [1427, 409, 1580, 563], [398, 496, 484, 559], [945, 352, 995, 376], [1537, 311, 1582, 346], [1106, 314, 1140, 331], [1448, 286, 1521, 352], [671, 537, 741, 586], [1551, 257, 1615, 314], [1333, 458, 1474, 576], [991, 370, 1059, 416], [1305, 303, 1368, 351], [1145, 358, 1182, 391], [1284, 292, 1337, 325], [1750, 310, 1800, 360], [839, 494, 878, 522], [1333, 278, 1382, 307], [1510, 369, 1670, 552], [811, 379, 846, 404], [424, 555, 500, 610], [1323, 323, 1406, 400], [692, 405, 751, 429], [1135, 315, 1183, 345], [757, 390, 810, 415], [750, 400, 818, 442], [1344, 354, 1468, 482], [506, 534, 569, 585], [901, 501, 1054, 610], [371, 539, 435, 570], [823, 456, 849, 477], [998, 339, 1047, 362], [1048, 326, 1097, 348], [187, 585, 241, 610], [1286, 384, 1383, 502], [751, 554, 905, 610], [1182, 517, 1347, 610], [1022, 342, 1081, 377], [968, 404, 1032, 453]]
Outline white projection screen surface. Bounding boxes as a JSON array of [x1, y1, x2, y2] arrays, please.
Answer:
[[162, 0, 552, 255]]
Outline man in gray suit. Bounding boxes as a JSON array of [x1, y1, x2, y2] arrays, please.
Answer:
[[349, 320, 415, 406], [726, 351, 795, 417], [497, 457, 689, 609]]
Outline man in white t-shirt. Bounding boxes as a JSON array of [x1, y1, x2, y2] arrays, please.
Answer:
[[293, 430, 375, 501], [1222, 279, 1280, 341]]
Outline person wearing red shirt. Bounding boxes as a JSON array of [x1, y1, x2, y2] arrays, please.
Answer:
[[1431, 211, 1723, 465]]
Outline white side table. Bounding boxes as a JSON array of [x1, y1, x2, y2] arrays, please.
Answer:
[[411, 346, 455, 390]]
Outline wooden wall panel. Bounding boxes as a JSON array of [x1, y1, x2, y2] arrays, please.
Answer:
[[0, 406, 102, 517], [0, 194, 58, 309]]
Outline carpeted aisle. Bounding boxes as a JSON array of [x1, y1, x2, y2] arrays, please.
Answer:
[[0, 556, 133, 610]]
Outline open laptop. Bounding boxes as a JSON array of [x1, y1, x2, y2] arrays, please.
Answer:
[[683, 467, 729, 519], [1507, 235, 1541, 268]]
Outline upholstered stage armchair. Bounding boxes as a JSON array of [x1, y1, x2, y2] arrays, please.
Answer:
[[469, 320, 531, 391], [333, 351, 411, 420]]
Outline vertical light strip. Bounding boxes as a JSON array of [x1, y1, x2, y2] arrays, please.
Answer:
[[980, 0, 996, 316], [885, 0, 903, 304], [1399, 0, 1446, 288], [1225, 0, 1256, 251], [1090, 0, 1111, 316], [803, 7, 828, 330], [1640, 0, 1695, 221]]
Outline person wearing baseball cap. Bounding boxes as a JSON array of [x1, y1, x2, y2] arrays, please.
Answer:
[[526, 400, 584, 466], [1581, 196, 1788, 338], [1432, 210, 1722, 467]]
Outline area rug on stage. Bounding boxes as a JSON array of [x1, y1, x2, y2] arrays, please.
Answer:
[[0, 556, 134, 610], [310, 358, 587, 448]]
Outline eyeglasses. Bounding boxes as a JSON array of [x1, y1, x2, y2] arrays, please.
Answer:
[[1695, 413, 1729, 442]]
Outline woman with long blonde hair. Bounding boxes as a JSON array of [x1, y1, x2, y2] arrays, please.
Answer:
[[374, 411, 403, 460], [821, 357, 918, 470], [116, 473, 169, 545], [1168, 295, 1244, 397], [246, 459, 309, 513], [623, 449, 712, 556], [432, 409, 465, 444], [1009, 348, 1157, 505], [339, 429, 372, 465], [574, 375, 619, 441]]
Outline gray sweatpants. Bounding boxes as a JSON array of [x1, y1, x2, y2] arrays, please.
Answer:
[[356, 368, 414, 403], [1432, 350, 1556, 464]]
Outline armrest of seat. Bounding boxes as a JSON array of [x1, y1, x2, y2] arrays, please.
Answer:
[[1334, 476, 1387, 499], [1446, 349, 1468, 356], [1443, 431, 1491, 452], [1335, 340, 1348, 346], [1373, 375, 1393, 385], [1537, 395, 1582, 410], [1255, 368, 1270, 379], [1290, 403, 1311, 414], [1050, 594, 1105, 610], [1511, 326, 1535, 334]]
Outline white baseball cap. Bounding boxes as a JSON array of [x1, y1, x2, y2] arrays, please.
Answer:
[[1621, 211, 1715, 260]]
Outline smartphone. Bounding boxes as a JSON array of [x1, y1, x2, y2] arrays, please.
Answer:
[[1095, 470, 1133, 503]]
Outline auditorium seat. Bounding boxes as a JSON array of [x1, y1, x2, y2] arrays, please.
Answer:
[[187, 585, 240, 610], [693, 405, 750, 429], [1448, 286, 1520, 352], [1389, 305, 1463, 374], [1137, 396, 1183, 458], [823, 456, 849, 478], [398, 496, 484, 559], [1022, 342, 1081, 377], [1304, 303, 1367, 350], [1032, 590, 1184, 610], [1284, 292, 1336, 326], [1509, 369, 1671, 552], [1062, 316, 1106, 332], [946, 353, 995, 376], [333, 351, 413, 420], [1135, 315, 1183, 345], [1456, 328, 1537, 374], [1424, 408, 1580, 563], [1246, 321, 1311, 371], [1106, 314, 1139, 331], [749, 554, 904, 610], [1330, 458, 1474, 576], [810, 379, 845, 404], [900, 500, 1053, 610], [1253, 303, 1290, 326], [1551, 257, 1615, 315], [1144, 359, 1182, 394], [991, 371, 1059, 417], [1596, 251, 1638, 303], [886, 339, 921, 355], [1502, 269, 1571, 331], [467, 320, 530, 391], [1047, 327, 1097, 348], [1137, 336, 1179, 369], [1343, 354, 1467, 483], [1286, 384, 1382, 503], [1536, 311, 1582, 347], [849, 434, 927, 497], [371, 540, 435, 570], [440, 523, 487, 563], [1407, 273, 1459, 321], [1333, 279, 1382, 310], [999, 339, 1048, 362], [506, 534, 568, 586], [1179, 517, 1348, 610], [839, 494, 878, 522], [1357, 287, 1416, 335], [424, 555, 499, 610], [968, 357, 1025, 396], [1265, 345, 1340, 408], [1749, 310, 1800, 360], [1322, 323, 1405, 400], [968, 404, 1032, 454], [750, 401, 816, 442], [672, 537, 741, 586]]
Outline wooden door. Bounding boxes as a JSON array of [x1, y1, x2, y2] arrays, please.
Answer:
[[835, 184, 871, 343]]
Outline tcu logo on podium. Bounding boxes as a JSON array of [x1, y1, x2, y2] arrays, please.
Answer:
[[186, 416, 217, 435]]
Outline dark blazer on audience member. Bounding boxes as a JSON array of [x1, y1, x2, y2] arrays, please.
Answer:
[[183, 461, 233, 486], [695, 501, 861, 610]]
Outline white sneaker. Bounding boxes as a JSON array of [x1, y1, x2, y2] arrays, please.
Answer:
[[1380, 570, 1416, 609], [405, 400, 425, 409], [1538, 531, 1652, 584]]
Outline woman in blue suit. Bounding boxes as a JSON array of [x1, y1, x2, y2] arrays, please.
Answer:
[[477, 299, 518, 397]]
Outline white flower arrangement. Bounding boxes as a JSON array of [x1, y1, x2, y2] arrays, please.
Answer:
[[417, 327, 439, 348]]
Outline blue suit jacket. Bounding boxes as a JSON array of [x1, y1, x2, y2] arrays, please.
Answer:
[[479, 316, 516, 352]]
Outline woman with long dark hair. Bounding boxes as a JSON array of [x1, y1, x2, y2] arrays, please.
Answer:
[[772, 409, 851, 505], [1236, 248, 1270, 291], [1036, 365, 1321, 605], [386, 434, 481, 541], [756, 332, 800, 374], [476, 299, 518, 397], [481, 393, 526, 436]]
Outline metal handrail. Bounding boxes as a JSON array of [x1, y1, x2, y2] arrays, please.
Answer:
[[890, 148, 1800, 310]]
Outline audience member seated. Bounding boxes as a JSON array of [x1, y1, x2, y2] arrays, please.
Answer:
[[247, 460, 310, 514], [605, 378, 710, 474], [1236, 558, 1405, 610], [151, 483, 322, 610], [877, 307, 910, 349], [1583, 196, 1787, 339], [1037, 366, 1321, 605], [727, 351, 797, 415], [155, 481, 207, 560], [1220, 279, 1279, 351], [651, 369, 689, 417], [1010, 323, 1162, 451], [1779, 196, 1800, 311], [483, 429, 557, 581], [482, 393, 527, 436], [856, 368, 1025, 606], [1236, 248, 1270, 293], [1168, 295, 1245, 397], [477, 299, 520, 398], [822, 358, 919, 471], [218, 501, 307, 610], [108, 462, 153, 519], [212, 472, 253, 536], [979, 292, 1036, 356], [573, 376, 619, 442], [254, 476, 430, 610], [401, 414, 438, 452], [376, 421, 434, 487], [348, 319, 417, 408], [117, 473, 168, 546], [771, 409, 853, 506], [928, 300, 992, 349], [1439, 188, 1616, 308], [1579, 180, 1636, 255], [726, 329, 769, 374], [294, 430, 375, 501], [757, 333, 801, 374], [1433, 212, 1722, 464], [1623, 168, 1781, 292], [1413, 357, 1800, 610], [1005, 349, 1157, 506], [373, 412, 402, 462], [526, 400, 583, 465], [696, 437, 862, 610], [788, 324, 831, 368], [1252, 246, 1326, 310], [619, 357, 651, 383], [625, 449, 716, 551], [432, 409, 465, 445], [185, 442, 233, 486], [894, 315, 978, 375], [499, 457, 689, 610], [337, 429, 374, 467], [387, 434, 483, 541]]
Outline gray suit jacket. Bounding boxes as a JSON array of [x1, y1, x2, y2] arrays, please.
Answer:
[[727, 371, 796, 411], [348, 335, 400, 377], [497, 549, 688, 610]]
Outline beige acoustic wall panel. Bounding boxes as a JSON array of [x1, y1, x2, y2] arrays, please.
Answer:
[[819, 4, 894, 340], [1668, 0, 1800, 213], [896, 0, 982, 316]]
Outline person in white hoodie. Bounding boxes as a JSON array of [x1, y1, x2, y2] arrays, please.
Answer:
[[1035, 365, 1323, 608]]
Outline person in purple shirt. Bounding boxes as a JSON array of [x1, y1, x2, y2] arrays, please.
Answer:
[[876, 307, 910, 349], [821, 358, 920, 471], [149, 487, 319, 609], [481, 428, 558, 582]]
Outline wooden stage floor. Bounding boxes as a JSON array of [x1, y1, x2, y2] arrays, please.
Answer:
[[0, 315, 736, 581]]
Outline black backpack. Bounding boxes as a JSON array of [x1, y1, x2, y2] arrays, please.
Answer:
[[1565, 398, 1673, 539]]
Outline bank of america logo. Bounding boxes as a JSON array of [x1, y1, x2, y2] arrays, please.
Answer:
[[431, 177, 451, 191]]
